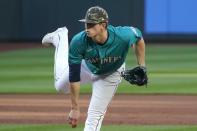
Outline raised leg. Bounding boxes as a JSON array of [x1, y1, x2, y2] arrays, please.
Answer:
[[42, 27, 92, 94]]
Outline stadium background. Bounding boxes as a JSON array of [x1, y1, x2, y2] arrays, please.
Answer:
[[0, 0, 197, 131], [1, 0, 197, 42]]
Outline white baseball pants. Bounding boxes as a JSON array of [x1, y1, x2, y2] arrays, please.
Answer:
[[53, 27, 125, 131]]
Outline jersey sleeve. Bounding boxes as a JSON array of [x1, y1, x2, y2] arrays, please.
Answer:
[[129, 27, 142, 46], [114, 26, 142, 46], [69, 34, 85, 64]]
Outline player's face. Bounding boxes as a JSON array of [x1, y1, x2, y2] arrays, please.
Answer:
[[85, 23, 103, 37]]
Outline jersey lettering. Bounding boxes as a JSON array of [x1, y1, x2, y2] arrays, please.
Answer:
[[85, 56, 122, 64]]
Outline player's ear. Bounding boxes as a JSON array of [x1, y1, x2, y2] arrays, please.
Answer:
[[101, 23, 107, 29]]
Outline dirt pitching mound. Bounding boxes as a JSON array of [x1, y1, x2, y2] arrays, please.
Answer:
[[0, 94, 197, 125]]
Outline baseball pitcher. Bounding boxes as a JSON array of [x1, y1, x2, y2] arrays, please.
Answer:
[[42, 6, 147, 131]]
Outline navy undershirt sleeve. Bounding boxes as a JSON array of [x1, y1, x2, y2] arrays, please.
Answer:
[[69, 62, 81, 82]]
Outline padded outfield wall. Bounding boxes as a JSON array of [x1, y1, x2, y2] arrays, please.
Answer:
[[0, 0, 197, 42]]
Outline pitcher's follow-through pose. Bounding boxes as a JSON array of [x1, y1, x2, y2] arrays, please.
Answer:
[[42, 6, 147, 131]]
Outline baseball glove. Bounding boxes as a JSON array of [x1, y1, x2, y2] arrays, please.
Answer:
[[121, 66, 148, 87]]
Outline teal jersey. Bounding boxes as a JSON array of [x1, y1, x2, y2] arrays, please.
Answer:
[[69, 25, 142, 75]]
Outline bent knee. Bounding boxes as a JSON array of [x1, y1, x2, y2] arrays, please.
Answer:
[[55, 81, 70, 94]]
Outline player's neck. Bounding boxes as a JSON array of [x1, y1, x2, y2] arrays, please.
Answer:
[[92, 29, 108, 44]]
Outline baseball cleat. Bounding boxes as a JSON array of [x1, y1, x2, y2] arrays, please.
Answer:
[[42, 27, 68, 47]]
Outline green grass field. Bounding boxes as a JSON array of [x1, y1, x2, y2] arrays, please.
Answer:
[[0, 44, 197, 131], [0, 45, 197, 94], [0, 125, 197, 131]]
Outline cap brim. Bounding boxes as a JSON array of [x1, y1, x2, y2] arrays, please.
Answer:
[[78, 19, 86, 23], [78, 19, 99, 24]]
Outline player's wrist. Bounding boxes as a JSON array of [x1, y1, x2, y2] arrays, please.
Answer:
[[138, 63, 145, 67]]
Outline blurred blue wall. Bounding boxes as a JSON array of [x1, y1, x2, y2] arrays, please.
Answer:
[[145, 0, 197, 34]]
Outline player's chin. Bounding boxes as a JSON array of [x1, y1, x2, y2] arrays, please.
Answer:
[[86, 32, 91, 37], [86, 32, 93, 37]]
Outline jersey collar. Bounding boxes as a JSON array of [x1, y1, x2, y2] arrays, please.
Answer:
[[96, 25, 115, 47]]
